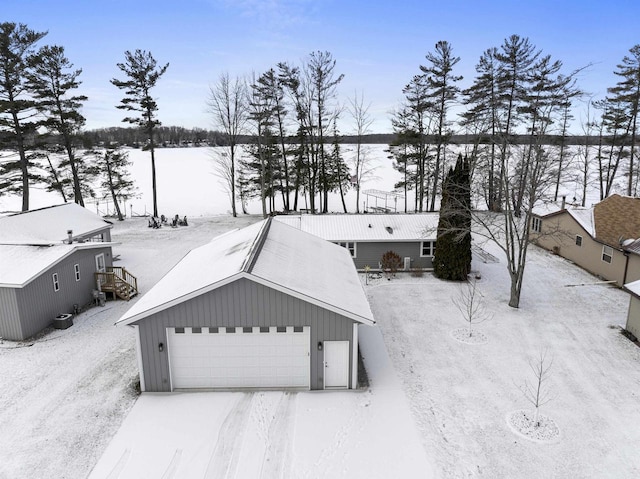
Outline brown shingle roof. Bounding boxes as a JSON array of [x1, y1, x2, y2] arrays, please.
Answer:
[[593, 194, 640, 247]]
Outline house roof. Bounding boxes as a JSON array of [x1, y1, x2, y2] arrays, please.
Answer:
[[274, 213, 438, 242], [623, 238, 640, 256], [534, 194, 640, 247], [0, 203, 112, 246], [593, 195, 640, 247], [0, 243, 112, 288], [117, 218, 375, 326]]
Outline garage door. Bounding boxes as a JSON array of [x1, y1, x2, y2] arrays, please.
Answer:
[[167, 326, 310, 389]]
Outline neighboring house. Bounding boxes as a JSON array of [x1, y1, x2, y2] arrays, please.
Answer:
[[530, 195, 640, 286], [275, 213, 439, 270], [117, 218, 375, 392], [0, 203, 118, 341], [624, 279, 640, 340]]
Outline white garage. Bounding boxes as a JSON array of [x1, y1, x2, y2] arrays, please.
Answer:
[[167, 326, 310, 389]]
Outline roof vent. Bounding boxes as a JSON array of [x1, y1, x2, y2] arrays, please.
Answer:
[[67, 230, 73, 244], [368, 224, 372, 228], [385, 226, 393, 234]]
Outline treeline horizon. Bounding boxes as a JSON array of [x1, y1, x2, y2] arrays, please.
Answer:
[[75, 126, 633, 148]]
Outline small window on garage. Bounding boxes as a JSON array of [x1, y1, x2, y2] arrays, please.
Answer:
[[531, 217, 542, 233], [259, 327, 270, 333], [276, 326, 287, 333], [226, 327, 236, 333], [74, 263, 81, 281], [52, 273, 60, 292], [209, 327, 218, 333], [175, 327, 185, 334], [192, 327, 202, 333], [575, 235, 583, 247], [602, 245, 613, 263], [420, 241, 435, 257], [242, 327, 252, 333], [293, 326, 303, 333]]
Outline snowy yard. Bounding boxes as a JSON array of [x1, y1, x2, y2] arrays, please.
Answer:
[[1, 215, 640, 478], [367, 240, 640, 478]]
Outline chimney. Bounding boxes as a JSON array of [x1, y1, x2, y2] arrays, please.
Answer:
[[561, 195, 566, 210], [67, 230, 73, 244]]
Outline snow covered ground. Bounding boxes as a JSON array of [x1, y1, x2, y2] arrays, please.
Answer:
[[367, 239, 640, 478], [1, 213, 640, 478]]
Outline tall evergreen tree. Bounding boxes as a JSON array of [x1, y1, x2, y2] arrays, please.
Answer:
[[0, 22, 47, 211], [420, 40, 462, 211], [607, 45, 640, 195], [111, 49, 168, 217], [433, 154, 471, 281], [27, 45, 88, 205]]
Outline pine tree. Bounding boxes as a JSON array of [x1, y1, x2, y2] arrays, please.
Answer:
[[111, 49, 168, 217], [27, 45, 88, 205], [0, 22, 47, 211], [434, 154, 471, 280]]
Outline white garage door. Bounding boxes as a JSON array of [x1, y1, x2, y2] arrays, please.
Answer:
[[167, 326, 310, 389]]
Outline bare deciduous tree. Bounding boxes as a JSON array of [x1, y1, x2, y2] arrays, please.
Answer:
[[348, 91, 377, 213], [208, 73, 248, 217], [519, 350, 555, 427], [452, 279, 492, 337]]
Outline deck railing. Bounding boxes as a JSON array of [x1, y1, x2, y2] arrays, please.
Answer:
[[95, 266, 138, 301]]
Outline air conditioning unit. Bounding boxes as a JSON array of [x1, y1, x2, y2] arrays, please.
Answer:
[[53, 313, 73, 330]]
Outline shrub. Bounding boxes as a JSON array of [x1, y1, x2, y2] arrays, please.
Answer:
[[381, 250, 402, 277]]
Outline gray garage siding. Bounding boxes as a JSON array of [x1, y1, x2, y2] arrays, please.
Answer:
[[351, 241, 433, 270], [133, 277, 356, 392], [0, 288, 21, 340], [11, 247, 113, 340]]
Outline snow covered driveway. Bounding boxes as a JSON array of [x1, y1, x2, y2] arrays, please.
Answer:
[[88, 324, 433, 478], [367, 243, 640, 478]]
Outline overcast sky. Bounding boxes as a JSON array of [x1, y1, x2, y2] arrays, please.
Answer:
[[6, 0, 640, 133]]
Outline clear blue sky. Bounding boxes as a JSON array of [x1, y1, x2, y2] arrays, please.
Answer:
[[6, 0, 640, 133]]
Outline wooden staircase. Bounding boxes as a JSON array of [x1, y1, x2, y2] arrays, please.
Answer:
[[95, 266, 139, 301]]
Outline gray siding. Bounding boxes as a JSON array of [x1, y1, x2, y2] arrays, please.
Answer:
[[75, 225, 112, 243], [351, 241, 433, 270], [11, 246, 113, 340], [0, 288, 21, 340], [133, 277, 356, 392]]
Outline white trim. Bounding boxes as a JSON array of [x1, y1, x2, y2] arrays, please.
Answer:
[[117, 272, 376, 327], [602, 245, 613, 264], [134, 325, 146, 392], [74, 263, 81, 281], [351, 323, 358, 389], [52, 272, 60, 292], [95, 253, 106, 272], [420, 240, 435, 257], [335, 241, 357, 258], [165, 328, 174, 392]]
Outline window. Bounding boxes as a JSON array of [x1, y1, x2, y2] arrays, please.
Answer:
[[276, 326, 287, 333], [52, 273, 60, 292], [575, 235, 583, 247], [242, 327, 252, 333], [531, 217, 542, 233], [209, 327, 218, 333], [293, 326, 303, 333], [602, 245, 613, 264], [421, 241, 436, 257], [226, 327, 236, 333], [74, 264, 81, 281], [175, 327, 185, 334], [259, 327, 270, 333], [192, 327, 202, 333], [336, 241, 356, 257]]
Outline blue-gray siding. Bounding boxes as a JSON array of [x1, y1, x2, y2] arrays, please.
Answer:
[[132, 277, 356, 392], [0, 288, 20, 340], [0, 246, 113, 340], [349, 241, 433, 270]]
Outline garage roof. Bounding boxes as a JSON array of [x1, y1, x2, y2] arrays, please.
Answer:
[[117, 219, 375, 326], [274, 213, 437, 241]]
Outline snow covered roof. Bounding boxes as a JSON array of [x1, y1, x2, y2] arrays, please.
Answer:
[[534, 203, 596, 238], [274, 213, 438, 242], [0, 203, 112, 246], [624, 279, 640, 298], [117, 219, 375, 326], [0, 243, 112, 287]]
